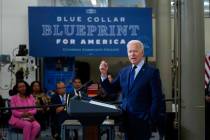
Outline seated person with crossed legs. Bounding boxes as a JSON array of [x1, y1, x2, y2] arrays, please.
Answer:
[[9, 80, 40, 140]]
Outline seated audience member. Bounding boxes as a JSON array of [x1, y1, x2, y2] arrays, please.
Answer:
[[9, 80, 40, 140], [9, 78, 29, 96], [69, 77, 88, 99], [31, 81, 51, 130], [51, 81, 72, 140]]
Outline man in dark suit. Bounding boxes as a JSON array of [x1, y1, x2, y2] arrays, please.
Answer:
[[69, 77, 84, 98], [99, 40, 162, 140], [51, 81, 71, 140], [69, 77, 89, 100]]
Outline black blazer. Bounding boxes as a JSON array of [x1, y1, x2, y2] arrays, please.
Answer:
[[69, 88, 90, 100], [50, 93, 71, 114]]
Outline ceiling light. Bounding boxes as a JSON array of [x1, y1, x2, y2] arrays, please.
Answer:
[[91, 0, 97, 6]]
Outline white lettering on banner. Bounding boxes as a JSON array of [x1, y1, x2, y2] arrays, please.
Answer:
[[62, 48, 81, 52], [82, 48, 103, 51], [57, 39, 126, 45], [56, 39, 76, 45], [57, 16, 82, 22], [86, 25, 97, 36], [42, 25, 52, 36], [76, 25, 86, 36], [42, 24, 140, 37], [80, 39, 126, 45], [63, 25, 74, 36], [62, 48, 119, 52], [41, 15, 141, 48], [53, 25, 63, 36], [87, 17, 125, 23], [57, 16, 125, 23]]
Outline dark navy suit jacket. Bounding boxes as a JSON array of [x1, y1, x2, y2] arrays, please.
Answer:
[[50, 93, 71, 136], [101, 63, 162, 122], [69, 89, 90, 100]]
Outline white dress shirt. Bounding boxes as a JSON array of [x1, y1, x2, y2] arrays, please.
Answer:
[[132, 59, 145, 79]]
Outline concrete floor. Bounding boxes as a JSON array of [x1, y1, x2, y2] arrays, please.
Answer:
[[0, 127, 161, 140]]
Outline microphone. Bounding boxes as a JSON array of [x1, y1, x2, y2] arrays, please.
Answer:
[[74, 80, 93, 100], [76, 80, 93, 93]]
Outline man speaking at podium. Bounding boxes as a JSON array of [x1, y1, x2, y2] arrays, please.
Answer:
[[99, 40, 162, 140]]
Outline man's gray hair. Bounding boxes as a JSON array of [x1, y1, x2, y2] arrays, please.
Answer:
[[127, 40, 144, 49]]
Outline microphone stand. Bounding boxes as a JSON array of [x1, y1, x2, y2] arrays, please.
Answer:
[[75, 80, 93, 100]]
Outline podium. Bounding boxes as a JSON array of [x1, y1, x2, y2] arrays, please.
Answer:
[[67, 99, 121, 140]]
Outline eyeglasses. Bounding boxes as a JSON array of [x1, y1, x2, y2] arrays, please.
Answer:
[[57, 87, 66, 90]]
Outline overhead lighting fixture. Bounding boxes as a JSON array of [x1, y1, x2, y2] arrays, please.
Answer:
[[91, 0, 97, 6], [204, 1, 209, 7]]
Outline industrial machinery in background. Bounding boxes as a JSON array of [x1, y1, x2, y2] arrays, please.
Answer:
[[1, 44, 90, 95], [0, 54, 10, 67], [8, 44, 37, 82], [0, 44, 37, 93], [0, 44, 37, 95]]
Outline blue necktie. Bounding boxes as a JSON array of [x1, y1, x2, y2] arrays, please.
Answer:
[[61, 95, 65, 104], [129, 65, 137, 89]]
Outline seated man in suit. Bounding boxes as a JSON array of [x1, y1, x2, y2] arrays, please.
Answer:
[[69, 77, 83, 98], [99, 40, 163, 140], [51, 81, 71, 140], [69, 77, 89, 100]]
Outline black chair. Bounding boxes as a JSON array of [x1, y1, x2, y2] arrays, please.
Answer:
[[8, 127, 23, 140]]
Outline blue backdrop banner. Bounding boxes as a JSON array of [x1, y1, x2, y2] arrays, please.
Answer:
[[28, 7, 153, 57]]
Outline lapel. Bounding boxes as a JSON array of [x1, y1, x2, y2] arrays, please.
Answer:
[[128, 63, 147, 92], [66, 94, 70, 106], [126, 65, 132, 95], [56, 94, 62, 104], [57, 93, 67, 104]]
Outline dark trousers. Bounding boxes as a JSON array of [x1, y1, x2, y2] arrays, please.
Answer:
[[35, 111, 49, 130], [124, 113, 151, 140], [206, 103, 210, 140], [156, 114, 166, 139], [51, 111, 78, 140], [57, 112, 69, 135], [51, 111, 69, 140]]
